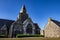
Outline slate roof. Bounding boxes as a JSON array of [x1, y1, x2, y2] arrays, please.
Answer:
[[0, 19, 15, 29], [51, 19, 60, 27], [34, 23, 40, 29]]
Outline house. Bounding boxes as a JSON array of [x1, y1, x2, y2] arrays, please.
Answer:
[[44, 18, 60, 37]]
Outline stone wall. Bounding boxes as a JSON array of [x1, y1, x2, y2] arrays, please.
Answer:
[[44, 18, 60, 37]]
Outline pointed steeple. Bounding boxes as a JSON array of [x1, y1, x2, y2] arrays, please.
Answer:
[[17, 5, 28, 23], [20, 5, 26, 13]]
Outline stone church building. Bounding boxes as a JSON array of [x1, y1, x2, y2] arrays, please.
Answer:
[[44, 18, 60, 37], [0, 5, 40, 38]]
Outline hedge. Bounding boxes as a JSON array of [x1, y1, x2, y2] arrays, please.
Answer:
[[0, 35, 7, 38], [0, 34, 7, 38], [16, 34, 44, 38]]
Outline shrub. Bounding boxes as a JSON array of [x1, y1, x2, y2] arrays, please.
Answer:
[[0, 34, 7, 38], [16, 34, 44, 38]]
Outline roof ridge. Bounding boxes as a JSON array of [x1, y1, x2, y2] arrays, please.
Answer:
[[0, 18, 15, 21]]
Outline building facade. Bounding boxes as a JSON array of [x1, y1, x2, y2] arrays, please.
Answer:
[[44, 18, 60, 37]]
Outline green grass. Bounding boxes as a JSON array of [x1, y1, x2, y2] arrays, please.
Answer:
[[0, 37, 60, 40]]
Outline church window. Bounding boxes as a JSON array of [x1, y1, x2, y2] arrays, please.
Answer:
[[26, 24, 32, 34]]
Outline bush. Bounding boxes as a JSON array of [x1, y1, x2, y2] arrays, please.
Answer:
[[0, 34, 7, 38], [16, 34, 44, 38]]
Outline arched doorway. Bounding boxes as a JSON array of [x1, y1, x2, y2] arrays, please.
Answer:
[[26, 24, 32, 34]]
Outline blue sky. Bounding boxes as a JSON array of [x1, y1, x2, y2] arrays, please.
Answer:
[[0, 0, 60, 29]]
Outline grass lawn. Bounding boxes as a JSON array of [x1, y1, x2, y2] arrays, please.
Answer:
[[0, 37, 60, 40]]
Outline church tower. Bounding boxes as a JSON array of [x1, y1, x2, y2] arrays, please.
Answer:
[[17, 5, 28, 23]]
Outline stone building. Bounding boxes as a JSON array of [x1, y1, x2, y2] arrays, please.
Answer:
[[44, 18, 60, 37], [0, 5, 40, 38]]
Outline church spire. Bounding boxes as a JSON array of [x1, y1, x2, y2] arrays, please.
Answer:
[[17, 5, 28, 23], [20, 5, 26, 13]]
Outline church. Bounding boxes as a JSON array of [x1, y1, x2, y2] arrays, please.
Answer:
[[0, 5, 40, 38]]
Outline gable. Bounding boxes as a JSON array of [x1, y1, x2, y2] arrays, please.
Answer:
[[23, 18, 33, 25], [0, 19, 15, 30], [44, 19, 60, 30], [23, 18, 35, 28]]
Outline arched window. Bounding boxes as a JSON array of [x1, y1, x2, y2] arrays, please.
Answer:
[[26, 24, 32, 34]]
